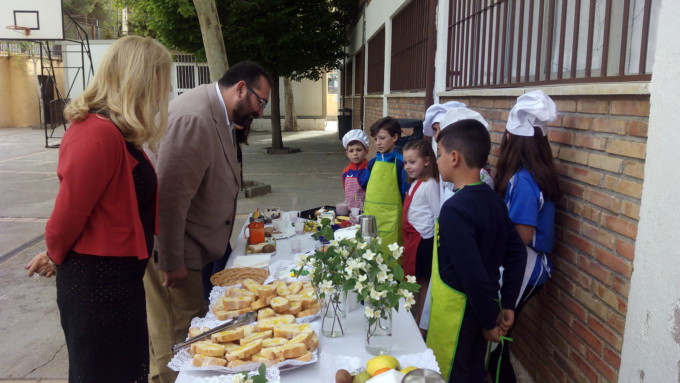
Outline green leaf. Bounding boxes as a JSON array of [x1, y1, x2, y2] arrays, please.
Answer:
[[401, 282, 421, 292], [393, 264, 404, 282]]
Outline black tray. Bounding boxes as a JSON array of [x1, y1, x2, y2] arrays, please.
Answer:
[[299, 205, 334, 220]]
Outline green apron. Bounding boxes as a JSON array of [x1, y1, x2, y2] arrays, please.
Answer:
[[425, 221, 467, 381], [363, 157, 403, 252]]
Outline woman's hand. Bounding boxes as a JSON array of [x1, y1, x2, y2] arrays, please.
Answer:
[[25, 251, 57, 278]]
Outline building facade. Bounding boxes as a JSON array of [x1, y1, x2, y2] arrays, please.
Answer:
[[341, 0, 679, 381]]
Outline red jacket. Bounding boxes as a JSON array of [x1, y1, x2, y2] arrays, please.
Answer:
[[45, 114, 158, 264]]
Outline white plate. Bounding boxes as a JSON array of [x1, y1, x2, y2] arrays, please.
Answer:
[[271, 229, 296, 240], [169, 321, 321, 374]]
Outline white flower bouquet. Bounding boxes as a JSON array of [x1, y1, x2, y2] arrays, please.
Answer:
[[294, 234, 420, 345]]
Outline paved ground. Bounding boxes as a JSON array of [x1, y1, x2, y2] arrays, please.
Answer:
[[0, 125, 346, 381], [0, 125, 534, 383]]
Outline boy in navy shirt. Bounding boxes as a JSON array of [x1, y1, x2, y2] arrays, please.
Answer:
[[426, 119, 526, 382]]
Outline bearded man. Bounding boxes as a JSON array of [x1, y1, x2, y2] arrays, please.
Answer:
[[144, 62, 272, 383]]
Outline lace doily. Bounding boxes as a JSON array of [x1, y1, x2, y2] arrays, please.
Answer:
[[175, 366, 281, 383], [168, 321, 321, 374]]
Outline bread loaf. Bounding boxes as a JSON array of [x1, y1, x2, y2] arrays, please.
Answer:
[[295, 351, 314, 362], [252, 352, 281, 366], [273, 323, 313, 339], [239, 330, 273, 346], [226, 287, 257, 299], [287, 332, 313, 349], [188, 326, 211, 339], [255, 284, 277, 300], [242, 278, 261, 293], [241, 324, 256, 337], [192, 354, 227, 367], [225, 339, 262, 361], [285, 301, 302, 315], [255, 315, 296, 332], [296, 306, 320, 318], [194, 341, 226, 357], [280, 342, 307, 359], [270, 297, 290, 313], [261, 337, 288, 348], [257, 307, 276, 320], [222, 296, 253, 310], [211, 327, 244, 343], [288, 281, 303, 294], [215, 308, 251, 321], [250, 299, 267, 311]]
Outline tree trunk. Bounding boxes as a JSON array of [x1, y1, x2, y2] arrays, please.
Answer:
[[193, 0, 229, 81], [283, 77, 298, 132], [270, 74, 284, 150]]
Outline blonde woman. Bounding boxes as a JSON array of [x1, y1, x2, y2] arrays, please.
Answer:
[[25, 35, 171, 382]]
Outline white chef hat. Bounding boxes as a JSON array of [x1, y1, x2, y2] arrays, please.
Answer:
[[423, 101, 467, 136], [506, 90, 557, 137], [342, 129, 369, 149], [440, 107, 490, 132]]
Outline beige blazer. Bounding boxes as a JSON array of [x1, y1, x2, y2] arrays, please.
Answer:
[[152, 84, 241, 271]]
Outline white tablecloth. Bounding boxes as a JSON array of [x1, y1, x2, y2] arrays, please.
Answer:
[[177, 217, 429, 383]]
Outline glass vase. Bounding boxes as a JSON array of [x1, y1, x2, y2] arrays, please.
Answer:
[[364, 303, 393, 355], [321, 288, 347, 338]]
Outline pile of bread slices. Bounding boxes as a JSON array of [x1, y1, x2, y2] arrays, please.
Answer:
[[211, 278, 321, 321], [189, 319, 318, 368]]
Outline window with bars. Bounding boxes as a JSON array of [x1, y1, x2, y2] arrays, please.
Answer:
[[354, 48, 365, 96], [344, 61, 354, 97], [446, 0, 659, 89], [391, 0, 430, 92], [367, 28, 386, 93]]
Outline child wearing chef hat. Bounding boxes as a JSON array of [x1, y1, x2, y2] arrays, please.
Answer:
[[341, 129, 370, 211], [430, 105, 495, 208], [486, 90, 562, 382], [418, 106, 496, 334]]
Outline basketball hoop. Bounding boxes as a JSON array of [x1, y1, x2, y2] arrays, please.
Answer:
[[6, 25, 30, 36]]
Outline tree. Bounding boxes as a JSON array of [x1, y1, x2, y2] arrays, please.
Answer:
[[123, 0, 357, 150], [283, 77, 298, 132], [192, 0, 228, 81]]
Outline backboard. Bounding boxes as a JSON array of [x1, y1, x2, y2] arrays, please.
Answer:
[[1, 0, 64, 40]]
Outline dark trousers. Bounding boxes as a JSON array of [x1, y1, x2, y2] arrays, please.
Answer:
[[486, 284, 543, 383], [449, 304, 491, 383], [201, 243, 232, 300]]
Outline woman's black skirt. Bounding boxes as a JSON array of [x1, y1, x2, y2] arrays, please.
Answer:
[[56, 251, 149, 383]]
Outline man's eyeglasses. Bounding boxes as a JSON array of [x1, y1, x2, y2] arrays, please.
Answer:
[[246, 84, 268, 108]]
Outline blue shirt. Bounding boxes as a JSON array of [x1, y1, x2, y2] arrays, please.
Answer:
[[364, 150, 410, 200], [505, 168, 555, 285]]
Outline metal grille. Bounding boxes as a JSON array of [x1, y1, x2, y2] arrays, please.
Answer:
[[367, 28, 385, 93], [354, 48, 365, 95], [391, 0, 430, 92], [446, 0, 657, 89], [172, 54, 211, 99]]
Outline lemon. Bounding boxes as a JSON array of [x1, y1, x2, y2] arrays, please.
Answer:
[[366, 355, 400, 376], [400, 366, 418, 374]]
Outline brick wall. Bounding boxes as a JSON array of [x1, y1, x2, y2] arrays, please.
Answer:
[[364, 97, 383, 130], [387, 96, 426, 120], [441, 94, 647, 382]]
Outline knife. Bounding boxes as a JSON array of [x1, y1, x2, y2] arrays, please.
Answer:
[[171, 311, 257, 353]]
